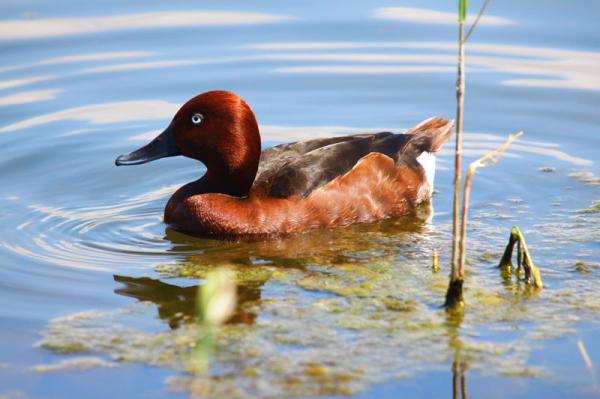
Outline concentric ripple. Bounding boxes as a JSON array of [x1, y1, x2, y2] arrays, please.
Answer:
[[0, 184, 202, 272]]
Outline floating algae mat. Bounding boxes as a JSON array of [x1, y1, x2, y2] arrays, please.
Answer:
[[36, 197, 600, 398]]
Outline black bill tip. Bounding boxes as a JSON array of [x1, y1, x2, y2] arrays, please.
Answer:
[[115, 154, 130, 166], [115, 153, 157, 166], [114, 123, 181, 167]]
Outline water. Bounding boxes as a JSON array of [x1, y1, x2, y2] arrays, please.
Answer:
[[1, 0, 599, 397]]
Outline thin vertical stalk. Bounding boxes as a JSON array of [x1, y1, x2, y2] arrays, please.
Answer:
[[458, 132, 522, 280], [447, 1, 467, 309], [457, 165, 473, 278], [450, 4, 466, 283], [447, 132, 522, 309]]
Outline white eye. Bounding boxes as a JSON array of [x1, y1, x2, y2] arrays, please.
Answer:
[[191, 113, 203, 125]]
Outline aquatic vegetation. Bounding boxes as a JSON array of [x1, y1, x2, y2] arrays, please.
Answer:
[[446, 132, 523, 308], [35, 197, 600, 397], [39, 340, 90, 354], [574, 261, 599, 274], [578, 202, 600, 215], [498, 226, 543, 288], [156, 262, 278, 284], [569, 171, 600, 187], [31, 357, 118, 373], [194, 269, 237, 378]]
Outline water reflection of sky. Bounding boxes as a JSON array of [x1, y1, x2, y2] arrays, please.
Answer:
[[246, 41, 600, 91], [2, 39, 600, 98], [0, 93, 592, 166], [372, 7, 513, 26], [0, 11, 292, 40]]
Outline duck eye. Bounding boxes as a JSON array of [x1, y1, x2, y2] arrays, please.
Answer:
[[191, 113, 203, 125]]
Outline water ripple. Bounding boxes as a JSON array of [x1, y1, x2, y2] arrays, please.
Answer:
[[0, 185, 197, 272], [0, 11, 292, 40]]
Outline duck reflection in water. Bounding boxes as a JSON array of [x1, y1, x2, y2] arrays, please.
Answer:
[[113, 274, 263, 329], [114, 205, 433, 330]]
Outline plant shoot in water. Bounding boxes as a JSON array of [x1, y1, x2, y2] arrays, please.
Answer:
[[192, 269, 237, 396]]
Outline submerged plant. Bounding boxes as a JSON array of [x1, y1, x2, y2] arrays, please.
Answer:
[[193, 269, 237, 396], [432, 249, 440, 273], [498, 226, 543, 288]]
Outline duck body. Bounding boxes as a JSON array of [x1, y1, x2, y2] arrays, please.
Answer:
[[116, 91, 453, 240]]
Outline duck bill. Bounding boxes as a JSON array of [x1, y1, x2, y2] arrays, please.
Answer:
[[115, 123, 181, 166]]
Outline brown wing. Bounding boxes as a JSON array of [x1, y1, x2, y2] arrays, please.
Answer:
[[253, 132, 404, 198], [253, 117, 453, 199]]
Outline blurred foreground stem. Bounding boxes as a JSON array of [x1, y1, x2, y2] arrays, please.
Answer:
[[192, 270, 237, 397]]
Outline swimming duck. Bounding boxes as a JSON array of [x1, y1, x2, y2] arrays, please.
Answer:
[[116, 91, 453, 239]]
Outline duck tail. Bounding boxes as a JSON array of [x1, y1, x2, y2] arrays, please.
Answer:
[[401, 117, 454, 157], [397, 117, 454, 191]]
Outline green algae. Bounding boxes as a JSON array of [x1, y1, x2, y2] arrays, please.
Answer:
[[35, 194, 600, 398], [312, 298, 345, 313], [31, 357, 118, 373], [578, 202, 600, 215], [479, 251, 494, 261], [382, 297, 417, 312], [469, 287, 508, 307], [574, 261, 599, 274], [297, 274, 376, 298], [156, 262, 279, 284], [39, 341, 90, 354]]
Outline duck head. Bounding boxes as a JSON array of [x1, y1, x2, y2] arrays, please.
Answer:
[[116, 91, 261, 197]]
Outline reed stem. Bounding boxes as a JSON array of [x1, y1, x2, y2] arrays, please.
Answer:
[[446, 132, 522, 309], [450, 0, 466, 295]]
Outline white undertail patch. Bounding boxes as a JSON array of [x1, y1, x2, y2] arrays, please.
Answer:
[[416, 151, 436, 193]]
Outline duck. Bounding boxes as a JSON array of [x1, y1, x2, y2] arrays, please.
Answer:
[[116, 90, 453, 240]]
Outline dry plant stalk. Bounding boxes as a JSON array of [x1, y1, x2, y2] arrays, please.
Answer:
[[498, 225, 543, 288], [446, 132, 523, 309], [459, 132, 523, 275], [577, 340, 599, 393], [578, 340, 594, 369], [450, 0, 467, 293]]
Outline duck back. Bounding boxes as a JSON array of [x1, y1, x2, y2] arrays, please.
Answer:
[[253, 117, 451, 199]]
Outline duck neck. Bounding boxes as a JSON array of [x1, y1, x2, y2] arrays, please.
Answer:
[[200, 165, 256, 197], [194, 137, 261, 197]]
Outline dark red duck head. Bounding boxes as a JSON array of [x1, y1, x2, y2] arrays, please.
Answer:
[[116, 90, 261, 197]]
